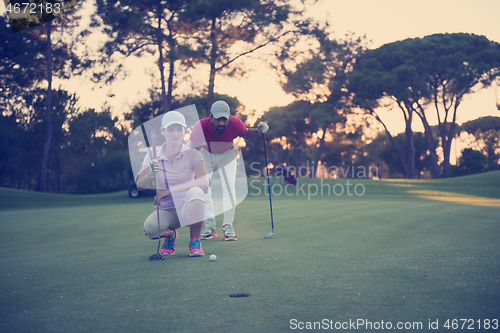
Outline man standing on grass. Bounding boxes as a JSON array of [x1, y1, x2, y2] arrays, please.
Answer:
[[190, 100, 269, 241]]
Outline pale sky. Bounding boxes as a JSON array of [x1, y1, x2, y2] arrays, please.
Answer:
[[2, 0, 500, 136]]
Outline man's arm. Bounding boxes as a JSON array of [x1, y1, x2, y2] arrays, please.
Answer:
[[245, 128, 260, 140], [245, 122, 269, 140]]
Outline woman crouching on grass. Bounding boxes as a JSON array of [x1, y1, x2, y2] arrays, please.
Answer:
[[136, 111, 209, 257]]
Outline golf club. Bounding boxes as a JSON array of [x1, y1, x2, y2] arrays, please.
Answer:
[[149, 129, 164, 260], [263, 133, 274, 239]]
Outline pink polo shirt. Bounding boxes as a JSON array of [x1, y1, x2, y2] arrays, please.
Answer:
[[190, 116, 248, 153], [142, 143, 204, 210]]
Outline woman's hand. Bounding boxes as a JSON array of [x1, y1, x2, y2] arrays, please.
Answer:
[[154, 188, 171, 206]]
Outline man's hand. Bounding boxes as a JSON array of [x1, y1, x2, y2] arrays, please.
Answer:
[[256, 122, 269, 134], [148, 159, 160, 178]]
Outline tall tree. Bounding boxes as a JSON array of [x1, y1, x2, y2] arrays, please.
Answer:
[[93, 0, 200, 114], [36, 89, 80, 193], [185, 0, 300, 114], [38, 7, 87, 191], [350, 33, 500, 178], [38, 20, 54, 192], [417, 33, 500, 177], [350, 40, 430, 179], [279, 31, 369, 177], [1, 8, 88, 191], [0, 15, 45, 116]]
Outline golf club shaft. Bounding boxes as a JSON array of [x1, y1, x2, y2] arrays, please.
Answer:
[[152, 130, 161, 254], [263, 134, 274, 232], [155, 188, 161, 253]]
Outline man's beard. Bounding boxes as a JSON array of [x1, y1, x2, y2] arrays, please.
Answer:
[[213, 123, 227, 135]]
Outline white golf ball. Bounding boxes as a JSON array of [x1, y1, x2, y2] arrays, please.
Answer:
[[210, 254, 217, 261]]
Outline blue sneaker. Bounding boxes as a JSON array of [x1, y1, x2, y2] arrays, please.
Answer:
[[160, 230, 177, 256], [189, 238, 205, 257]]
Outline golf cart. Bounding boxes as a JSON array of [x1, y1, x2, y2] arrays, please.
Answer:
[[128, 181, 155, 198]]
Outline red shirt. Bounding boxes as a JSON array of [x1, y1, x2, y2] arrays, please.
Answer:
[[190, 116, 248, 153]]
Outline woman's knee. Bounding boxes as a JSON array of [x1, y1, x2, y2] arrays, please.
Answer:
[[143, 222, 159, 239], [187, 187, 206, 202], [186, 188, 206, 220]]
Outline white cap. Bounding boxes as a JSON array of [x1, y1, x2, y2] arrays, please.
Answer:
[[162, 111, 186, 128], [211, 100, 230, 119]]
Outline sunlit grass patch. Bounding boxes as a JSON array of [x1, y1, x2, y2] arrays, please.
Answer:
[[406, 189, 500, 207]]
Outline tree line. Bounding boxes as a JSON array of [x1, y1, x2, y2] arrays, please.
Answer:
[[1, 1, 500, 194]]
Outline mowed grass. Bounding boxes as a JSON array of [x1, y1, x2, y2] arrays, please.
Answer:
[[1, 171, 499, 333]]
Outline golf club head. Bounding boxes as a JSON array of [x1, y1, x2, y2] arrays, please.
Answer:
[[265, 232, 274, 239], [149, 253, 164, 261]]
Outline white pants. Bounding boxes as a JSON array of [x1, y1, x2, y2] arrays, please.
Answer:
[[200, 145, 238, 228]]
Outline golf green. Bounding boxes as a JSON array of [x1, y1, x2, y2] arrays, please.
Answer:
[[1, 172, 499, 332]]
